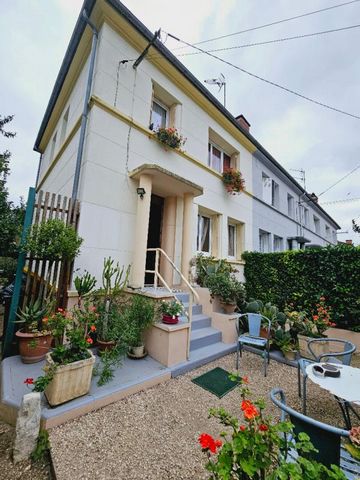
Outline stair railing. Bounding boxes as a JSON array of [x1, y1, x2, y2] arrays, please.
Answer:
[[145, 247, 199, 360]]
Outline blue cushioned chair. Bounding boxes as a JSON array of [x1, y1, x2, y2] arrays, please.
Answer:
[[236, 313, 271, 376], [270, 388, 360, 479], [297, 338, 356, 415]]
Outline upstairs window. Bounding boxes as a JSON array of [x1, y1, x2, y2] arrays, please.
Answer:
[[313, 215, 320, 234], [208, 143, 231, 173], [271, 181, 279, 208], [197, 215, 211, 254], [325, 225, 330, 239], [304, 208, 309, 226], [60, 106, 70, 145], [150, 99, 168, 131], [262, 173, 272, 204], [50, 132, 57, 163], [287, 194, 294, 217], [228, 224, 236, 258]]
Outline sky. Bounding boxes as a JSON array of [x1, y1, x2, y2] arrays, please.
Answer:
[[1, 0, 360, 243]]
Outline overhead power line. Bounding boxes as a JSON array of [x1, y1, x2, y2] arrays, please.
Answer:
[[165, 31, 360, 120], [318, 164, 360, 196], [175, 24, 360, 57], [177, 0, 360, 49], [321, 197, 360, 205]]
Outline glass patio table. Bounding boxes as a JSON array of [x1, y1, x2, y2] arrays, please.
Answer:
[[306, 362, 360, 429]]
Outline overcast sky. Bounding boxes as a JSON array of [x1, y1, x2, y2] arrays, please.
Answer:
[[1, 0, 360, 243]]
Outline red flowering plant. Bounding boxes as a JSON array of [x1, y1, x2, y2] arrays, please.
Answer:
[[199, 377, 346, 479], [155, 127, 186, 150], [311, 296, 336, 336], [222, 168, 245, 195]]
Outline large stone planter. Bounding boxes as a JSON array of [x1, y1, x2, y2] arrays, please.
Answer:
[[44, 350, 95, 407], [298, 334, 328, 359]]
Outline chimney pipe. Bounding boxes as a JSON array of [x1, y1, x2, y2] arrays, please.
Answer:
[[235, 114, 250, 132]]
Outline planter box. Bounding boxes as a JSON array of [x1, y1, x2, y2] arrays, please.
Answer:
[[298, 334, 328, 359], [44, 350, 95, 407]]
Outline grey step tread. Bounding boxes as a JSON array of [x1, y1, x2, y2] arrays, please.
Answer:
[[190, 327, 222, 351], [191, 314, 211, 330], [190, 326, 220, 340], [171, 342, 237, 377]]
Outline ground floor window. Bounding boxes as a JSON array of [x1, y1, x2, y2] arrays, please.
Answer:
[[259, 230, 271, 253], [197, 215, 211, 254], [273, 235, 283, 252]]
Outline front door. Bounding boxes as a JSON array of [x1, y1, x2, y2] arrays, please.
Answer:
[[145, 195, 164, 285]]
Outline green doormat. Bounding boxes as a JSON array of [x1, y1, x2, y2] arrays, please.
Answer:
[[191, 367, 241, 398]]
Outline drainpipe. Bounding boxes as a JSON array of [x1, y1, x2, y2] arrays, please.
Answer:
[[71, 10, 98, 200]]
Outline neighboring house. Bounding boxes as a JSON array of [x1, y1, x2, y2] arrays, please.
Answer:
[[33, 0, 340, 290]]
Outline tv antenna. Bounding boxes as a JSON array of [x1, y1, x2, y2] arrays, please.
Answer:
[[204, 73, 226, 107], [290, 168, 306, 189]]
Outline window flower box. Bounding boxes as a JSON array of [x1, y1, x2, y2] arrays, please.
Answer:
[[155, 127, 186, 150], [222, 167, 245, 194]]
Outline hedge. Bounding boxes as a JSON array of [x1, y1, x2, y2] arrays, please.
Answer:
[[242, 245, 360, 329]]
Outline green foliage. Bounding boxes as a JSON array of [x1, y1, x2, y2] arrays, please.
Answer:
[[195, 254, 235, 287], [31, 429, 50, 463], [22, 218, 83, 261], [222, 167, 245, 194], [122, 295, 155, 347], [0, 256, 17, 285], [74, 270, 97, 298], [242, 245, 360, 330], [155, 127, 186, 149], [93, 343, 125, 386], [160, 299, 183, 318], [206, 272, 246, 305], [16, 299, 48, 333]]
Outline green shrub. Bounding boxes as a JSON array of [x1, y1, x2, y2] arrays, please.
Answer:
[[195, 254, 235, 287], [242, 245, 360, 330], [206, 272, 246, 306], [0, 256, 17, 286], [22, 219, 83, 261]]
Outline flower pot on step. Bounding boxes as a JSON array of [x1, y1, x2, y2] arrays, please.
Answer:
[[283, 350, 297, 361], [220, 302, 237, 314], [97, 339, 116, 353], [162, 314, 179, 325], [129, 345, 145, 358], [298, 334, 328, 359], [44, 350, 95, 407], [15, 330, 53, 364]]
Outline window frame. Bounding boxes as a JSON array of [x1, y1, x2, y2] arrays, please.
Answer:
[[271, 180, 279, 208], [313, 215, 320, 234], [259, 229, 271, 253], [208, 142, 231, 173], [150, 98, 169, 131], [273, 235, 283, 252], [227, 223, 236, 259], [197, 214, 212, 255]]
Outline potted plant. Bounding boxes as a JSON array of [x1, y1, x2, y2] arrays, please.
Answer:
[[123, 295, 155, 358], [206, 273, 245, 314], [281, 340, 298, 361], [222, 167, 245, 195], [161, 299, 183, 324], [15, 299, 52, 364], [95, 257, 130, 352], [155, 127, 186, 150]]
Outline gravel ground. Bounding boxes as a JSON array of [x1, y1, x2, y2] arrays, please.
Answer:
[[0, 420, 51, 480], [49, 351, 359, 480]]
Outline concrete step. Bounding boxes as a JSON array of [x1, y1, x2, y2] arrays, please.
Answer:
[[183, 303, 202, 315], [191, 314, 211, 330], [171, 342, 237, 377], [190, 327, 222, 351], [174, 292, 190, 303]]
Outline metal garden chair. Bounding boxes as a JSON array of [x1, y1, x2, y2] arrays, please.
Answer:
[[270, 388, 360, 479], [297, 338, 356, 414], [236, 313, 271, 376]]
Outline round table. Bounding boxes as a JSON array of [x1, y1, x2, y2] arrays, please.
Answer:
[[306, 362, 360, 428]]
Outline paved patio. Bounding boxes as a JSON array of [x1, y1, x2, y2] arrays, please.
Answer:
[[49, 351, 355, 480]]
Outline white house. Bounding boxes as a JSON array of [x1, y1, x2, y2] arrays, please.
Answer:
[[34, 0, 340, 291]]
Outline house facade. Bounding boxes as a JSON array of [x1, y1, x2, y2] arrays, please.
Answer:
[[34, 0, 340, 289]]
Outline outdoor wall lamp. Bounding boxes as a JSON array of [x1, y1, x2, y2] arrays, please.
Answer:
[[136, 187, 146, 199]]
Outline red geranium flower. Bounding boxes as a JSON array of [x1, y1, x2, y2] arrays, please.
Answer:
[[24, 378, 34, 385], [90, 325, 96, 332], [259, 424, 268, 432], [241, 400, 259, 420], [242, 376, 249, 384], [198, 433, 222, 453], [240, 425, 246, 431], [86, 337, 93, 344]]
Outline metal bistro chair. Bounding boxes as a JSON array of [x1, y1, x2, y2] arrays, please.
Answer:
[[236, 313, 271, 376], [297, 338, 356, 415], [270, 388, 360, 479]]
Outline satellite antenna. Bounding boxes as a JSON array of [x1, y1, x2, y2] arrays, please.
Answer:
[[204, 73, 226, 107]]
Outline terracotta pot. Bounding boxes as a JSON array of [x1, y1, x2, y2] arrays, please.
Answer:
[[162, 314, 179, 325], [44, 350, 95, 407], [260, 327, 271, 339], [220, 302, 237, 314], [97, 339, 116, 353], [15, 330, 53, 364], [298, 334, 329, 359]]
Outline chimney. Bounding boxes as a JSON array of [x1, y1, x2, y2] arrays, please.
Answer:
[[235, 114, 250, 132], [345, 239, 353, 245], [309, 192, 318, 203]]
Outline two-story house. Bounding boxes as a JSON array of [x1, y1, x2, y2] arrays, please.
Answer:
[[33, 0, 340, 290]]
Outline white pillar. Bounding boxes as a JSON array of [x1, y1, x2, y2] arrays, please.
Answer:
[[131, 174, 152, 289], [181, 193, 194, 283]]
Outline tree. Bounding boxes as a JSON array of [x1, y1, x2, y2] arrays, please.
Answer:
[[0, 115, 25, 257], [352, 219, 360, 234]]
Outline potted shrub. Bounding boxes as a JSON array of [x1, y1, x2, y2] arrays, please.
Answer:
[[32, 306, 96, 406], [222, 167, 245, 195], [15, 299, 52, 364], [206, 273, 245, 314], [123, 295, 155, 358], [161, 299, 184, 324], [155, 127, 186, 150]]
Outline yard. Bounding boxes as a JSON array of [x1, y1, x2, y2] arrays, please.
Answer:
[[48, 351, 354, 480]]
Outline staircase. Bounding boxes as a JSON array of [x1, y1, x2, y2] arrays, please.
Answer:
[[171, 292, 236, 377]]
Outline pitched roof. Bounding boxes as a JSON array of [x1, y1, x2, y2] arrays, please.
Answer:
[[34, 0, 341, 229]]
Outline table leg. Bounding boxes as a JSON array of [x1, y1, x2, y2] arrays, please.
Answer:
[[335, 396, 352, 430]]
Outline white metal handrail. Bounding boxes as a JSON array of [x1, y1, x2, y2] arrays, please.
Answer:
[[145, 247, 199, 359]]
